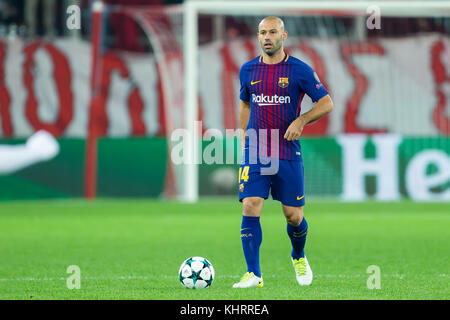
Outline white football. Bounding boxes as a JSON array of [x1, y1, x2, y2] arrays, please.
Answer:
[[178, 256, 215, 289]]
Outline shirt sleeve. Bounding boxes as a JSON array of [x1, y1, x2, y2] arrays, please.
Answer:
[[239, 65, 250, 102], [299, 63, 328, 103]]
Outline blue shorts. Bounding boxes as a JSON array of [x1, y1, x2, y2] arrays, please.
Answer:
[[238, 158, 306, 207]]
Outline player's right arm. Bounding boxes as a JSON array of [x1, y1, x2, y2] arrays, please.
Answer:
[[238, 63, 251, 152], [239, 100, 251, 151]]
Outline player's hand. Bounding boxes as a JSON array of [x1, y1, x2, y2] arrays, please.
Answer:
[[284, 117, 306, 141]]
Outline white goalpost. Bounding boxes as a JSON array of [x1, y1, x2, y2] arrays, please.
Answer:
[[182, 0, 450, 203]]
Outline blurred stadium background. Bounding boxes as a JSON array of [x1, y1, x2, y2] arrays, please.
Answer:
[[0, 0, 448, 201], [0, 0, 449, 300]]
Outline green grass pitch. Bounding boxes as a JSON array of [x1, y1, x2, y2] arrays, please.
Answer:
[[0, 199, 448, 300]]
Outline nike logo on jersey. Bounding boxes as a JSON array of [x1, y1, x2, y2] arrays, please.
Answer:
[[297, 195, 304, 200], [251, 80, 262, 85]]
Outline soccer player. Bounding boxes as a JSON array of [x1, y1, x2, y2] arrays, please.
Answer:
[[233, 16, 334, 288]]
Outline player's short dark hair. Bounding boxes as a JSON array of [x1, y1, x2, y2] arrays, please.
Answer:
[[259, 16, 285, 31]]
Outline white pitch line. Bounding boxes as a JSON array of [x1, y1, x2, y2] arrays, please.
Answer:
[[2, 273, 447, 282]]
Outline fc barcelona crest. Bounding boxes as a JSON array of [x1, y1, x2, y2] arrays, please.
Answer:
[[278, 77, 289, 88]]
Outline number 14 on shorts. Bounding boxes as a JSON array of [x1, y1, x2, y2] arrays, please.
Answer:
[[239, 166, 250, 183]]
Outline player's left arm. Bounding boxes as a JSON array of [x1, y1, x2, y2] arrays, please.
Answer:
[[284, 94, 333, 141], [284, 63, 334, 141]]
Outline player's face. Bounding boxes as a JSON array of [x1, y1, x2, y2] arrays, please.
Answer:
[[257, 19, 287, 56]]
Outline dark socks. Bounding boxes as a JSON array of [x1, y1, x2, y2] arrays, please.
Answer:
[[287, 217, 308, 260], [240, 215, 262, 277]]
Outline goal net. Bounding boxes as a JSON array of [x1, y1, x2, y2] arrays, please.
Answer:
[[117, 1, 450, 202]]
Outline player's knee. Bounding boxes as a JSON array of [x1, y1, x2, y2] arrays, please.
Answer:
[[286, 215, 301, 226], [242, 197, 264, 217], [284, 206, 304, 226]]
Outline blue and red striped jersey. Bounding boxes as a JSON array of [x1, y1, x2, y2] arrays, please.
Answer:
[[239, 54, 328, 161]]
